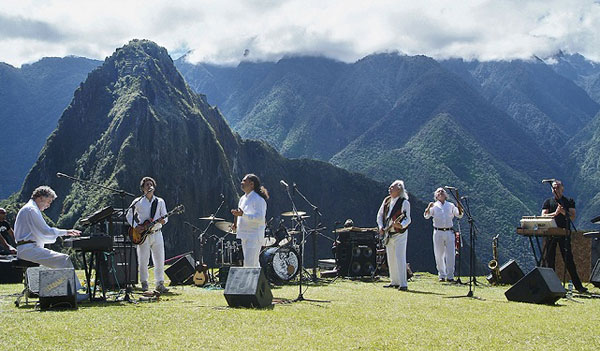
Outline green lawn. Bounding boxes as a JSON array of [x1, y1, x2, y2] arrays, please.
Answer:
[[1, 271, 599, 351]]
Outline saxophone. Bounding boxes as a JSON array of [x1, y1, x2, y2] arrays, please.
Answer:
[[488, 234, 501, 284]]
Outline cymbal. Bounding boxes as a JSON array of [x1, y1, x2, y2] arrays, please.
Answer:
[[287, 230, 301, 235], [215, 221, 235, 233], [199, 215, 225, 221], [281, 211, 307, 217]]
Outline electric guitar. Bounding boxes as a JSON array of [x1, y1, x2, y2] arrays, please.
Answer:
[[128, 204, 185, 245], [382, 211, 407, 245]]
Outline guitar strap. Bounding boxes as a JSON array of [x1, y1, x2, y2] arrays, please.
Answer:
[[150, 198, 158, 220]]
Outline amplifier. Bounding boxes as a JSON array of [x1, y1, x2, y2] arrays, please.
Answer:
[[38, 268, 77, 309]]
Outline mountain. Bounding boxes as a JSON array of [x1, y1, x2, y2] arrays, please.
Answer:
[[176, 53, 574, 266], [441, 58, 599, 151], [0, 56, 101, 198], [9, 40, 441, 272], [546, 52, 600, 105]]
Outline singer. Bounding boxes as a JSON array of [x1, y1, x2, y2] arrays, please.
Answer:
[[424, 187, 463, 282], [126, 176, 169, 293], [541, 180, 587, 293], [231, 174, 268, 267]]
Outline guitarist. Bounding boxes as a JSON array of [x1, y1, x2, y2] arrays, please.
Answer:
[[126, 177, 169, 293], [376, 180, 411, 291]]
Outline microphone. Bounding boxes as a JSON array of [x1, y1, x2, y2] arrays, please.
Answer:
[[149, 186, 155, 192], [461, 196, 468, 200], [541, 179, 555, 184], [280, 180, 289, 188], [445, 185, 457, 190], [220, 193, 225, 199], [56, 172, 67, 178]]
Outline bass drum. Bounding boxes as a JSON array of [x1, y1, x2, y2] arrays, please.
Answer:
[[259, 246, 300, 284]]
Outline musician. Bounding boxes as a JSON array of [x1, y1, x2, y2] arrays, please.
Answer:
[[13, 186, 83, 289], [541, 180, 587, 293], [377, 180, 411, 291], [424, 187, 463, 282], [126, 177, 169, 293], [0, 208, 16, 254], [231, 174, 268, 268]]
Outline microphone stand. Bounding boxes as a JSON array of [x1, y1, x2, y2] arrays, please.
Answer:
[[197, 197, 226, 267], [447, 189, 482, 300], [281, 181, 329, 303], [56, 172, 137, 302], [291, 183, 326, 282]]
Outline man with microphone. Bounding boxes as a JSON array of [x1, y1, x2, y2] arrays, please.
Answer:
[[541, 179, 587, 293]]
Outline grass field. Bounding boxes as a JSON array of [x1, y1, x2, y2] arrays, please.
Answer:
[[1, 270, 599, 351]]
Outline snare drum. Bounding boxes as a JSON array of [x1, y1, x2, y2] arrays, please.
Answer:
[[259, 246, 299, 284]]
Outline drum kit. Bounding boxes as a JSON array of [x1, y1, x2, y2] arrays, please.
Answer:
[[199, 210, 307, 284]]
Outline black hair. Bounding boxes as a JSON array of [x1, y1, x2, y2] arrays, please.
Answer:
[[245, 174, 269, 200]]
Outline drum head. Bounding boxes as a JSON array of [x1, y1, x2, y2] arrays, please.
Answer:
[[260, 246, 299, 284], [263, 237, 277, 246]]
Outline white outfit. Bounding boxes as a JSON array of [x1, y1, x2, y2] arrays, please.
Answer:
[[126, 195, 168, 284], [424, 200, 463, 280], [14, 199, 82, 289], [377, 196, 411, 287], [236, 191, 267, 268]]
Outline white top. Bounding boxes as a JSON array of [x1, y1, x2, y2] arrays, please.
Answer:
[[126, 195, 168, 231], [424, 200, 463, 228], [14, 199, 67, 246], [376, 196, 411, 231], [236, 191, 267, 241]]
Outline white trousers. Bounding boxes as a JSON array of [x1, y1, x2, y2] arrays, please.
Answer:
[[241, 239, 262, 268], [386, 232, 408, 287], [136, 231, 165, 284], [17, 243, 82, 289], [433, 230, 455, 280]]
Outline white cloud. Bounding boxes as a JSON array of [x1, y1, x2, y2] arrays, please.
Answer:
[[0, 0, 599, 67]]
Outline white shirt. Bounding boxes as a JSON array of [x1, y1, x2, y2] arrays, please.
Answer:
[[377, 196, 411, 230], [14, 199, 67, 245], [126, 195, 168, 231], [236, 191, 267, 241], [424, 200, 463, 228]]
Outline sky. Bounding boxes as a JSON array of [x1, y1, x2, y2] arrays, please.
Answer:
[[0, 0, 599, 67]]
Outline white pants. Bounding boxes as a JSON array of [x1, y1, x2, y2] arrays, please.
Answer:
[[17, 243, 82, 290], [433, 230, 455, 280], [386, 232, 408, 287], [136, 231, 165, 284], [241, 239, 262, 268]]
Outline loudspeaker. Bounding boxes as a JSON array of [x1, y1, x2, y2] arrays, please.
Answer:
[[335, 231, 377, 277], [38, 268, 77, 309], [505, 267, 566, 304], [99, 244, 138, 289], [165, 254, 195, 285], [590, 259, 600, 288], [25, 266, 50, 297], [486, 259, 524, 285], [224, 267, 272, 308]]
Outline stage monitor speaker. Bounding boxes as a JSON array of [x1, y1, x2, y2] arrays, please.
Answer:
[[165, 254, 195, 285], [224, 267, 272, 308], [38, 268, 77, 309], [505, 267, 566, 304], [486, 259, 524, 285], [99, 244, 138, 290], [590, 259, 600, 288]]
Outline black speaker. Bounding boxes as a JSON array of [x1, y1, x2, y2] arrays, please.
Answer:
[[165, 254, 195, 285], [505, 267, 566, 304], [335, 231, 377, 277], [224, 267, 272, 308], [0, 256, 23, 284], [590, 259, 600, 288], [38, 268, 77, 309], [486, 259, 524, 285], [99, 244, 138, 289]]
